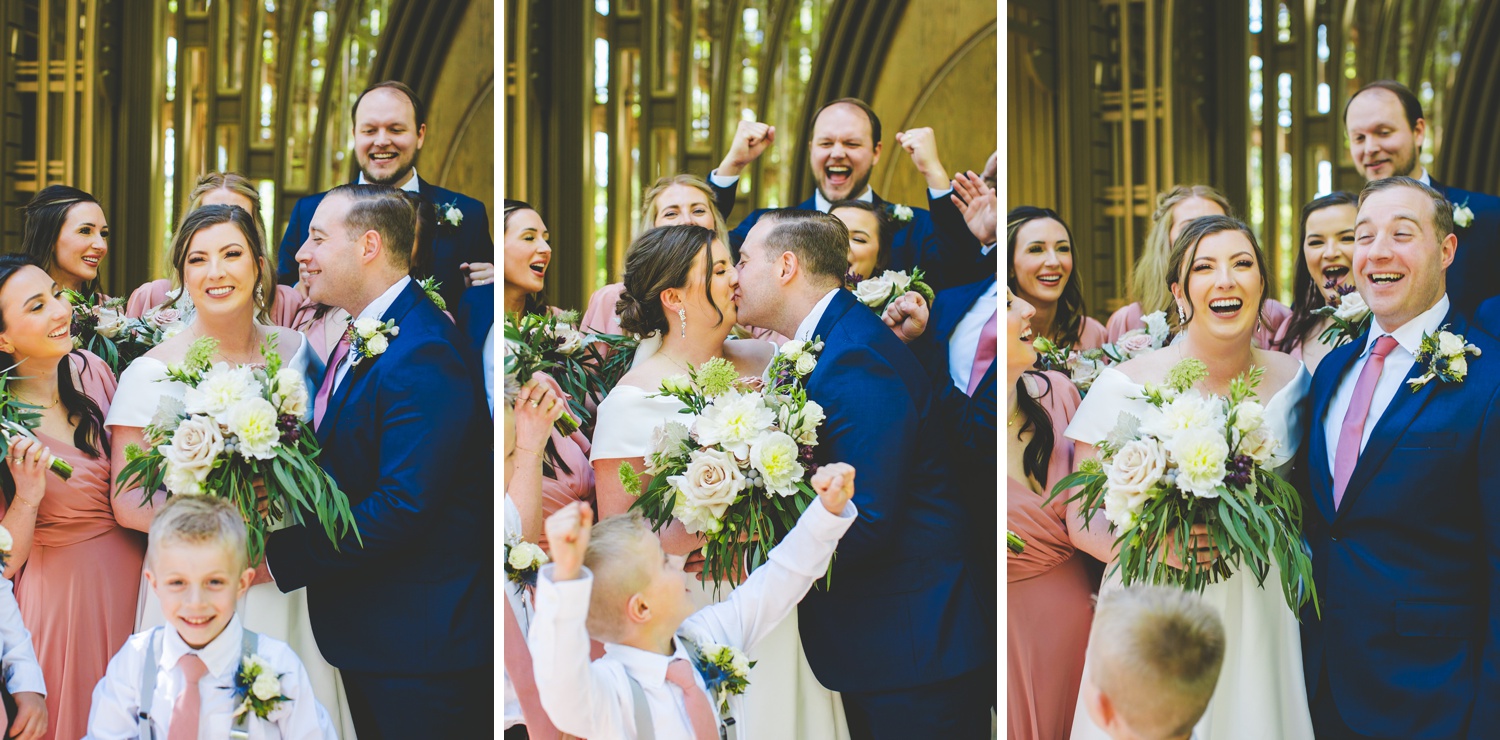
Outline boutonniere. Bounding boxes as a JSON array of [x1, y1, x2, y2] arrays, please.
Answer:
[[0, 524, 12, 570], [439, 199, 464, 228], [1007, 530, 1026, 554], [418, 277, 447, 311], [232, 654, 290, 720], [888, 203, 914, 223], [1312, 283, 1372, 347], [1454, 198, 1475, 228], [1408, 326, 1482, 391], [348, 318, 399, 367], [849, 267, 935, 313], [768, 337, 824, 389], [504, 537, 548, 591], [693, 642, 755, 716]]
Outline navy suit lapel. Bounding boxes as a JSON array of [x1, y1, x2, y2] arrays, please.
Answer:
[[811, 290, 857, 345], [317, 281, 426, 443], [798, 194, 818, 212], [935, 277, 994, 346]]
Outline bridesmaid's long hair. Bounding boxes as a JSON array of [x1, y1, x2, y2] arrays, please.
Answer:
[[0, 255, 107, 498], [1007, 206, 1088, 349], [506, 199, 549, 316], [1278, 191, 1360, 354], [20, 185, 105, 296], [1017, 374, 1056, 488]]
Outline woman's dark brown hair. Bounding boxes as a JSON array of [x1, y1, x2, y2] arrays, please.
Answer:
[[168, 205, 275, 323], [616, 224, 725, 337], [21, 185, 106, 296], [1007, 206, 1088, 348], [828, 199, 897, 277], [505, 199, 548, 316], [1278, 191, 1360, 353]]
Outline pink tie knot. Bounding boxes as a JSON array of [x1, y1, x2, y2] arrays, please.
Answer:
[[178, 653, 208, 683], [1370, 334, 1399, 359]]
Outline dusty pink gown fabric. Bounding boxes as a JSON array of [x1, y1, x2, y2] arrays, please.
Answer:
[[1007, 371, 1094, 740], [11, 351, 144, 740]]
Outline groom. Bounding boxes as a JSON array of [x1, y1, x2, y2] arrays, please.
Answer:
[[733, 209, 989, 739], [266, 184, 492, 737], [1303, 176, 1500, 739]]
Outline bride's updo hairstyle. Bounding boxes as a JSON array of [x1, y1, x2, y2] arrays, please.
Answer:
[[0, 254, 106, 475], [169, 204, 276, 324], [616, 224, 725, 337], [1166, 214, 1270, 329]]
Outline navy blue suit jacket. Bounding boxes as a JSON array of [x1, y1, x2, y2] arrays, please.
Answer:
[[454, 282, 494, 353], [795, 289, 987, 693], [1300, 308, 1500, 738], [276, 177, 492, 309], [266, 280, 493, 674], [711, 183, 994, 294], [1431, 179, 1500, 316]]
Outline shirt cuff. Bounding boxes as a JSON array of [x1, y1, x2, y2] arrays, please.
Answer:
[[982, 242, 996, 255], [537, 565, 594, 622], [709, 170, 741, 189], [5, 661, 45, 696], [928, 187, 954, 201]]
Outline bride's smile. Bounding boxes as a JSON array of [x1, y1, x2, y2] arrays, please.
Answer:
[[1175, 228, 1265, 339]]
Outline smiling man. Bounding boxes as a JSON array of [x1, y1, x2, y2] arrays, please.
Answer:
[[707, 97, 990, 292], [276, 80, 493, 309], [1344, 80, 1500, 314]]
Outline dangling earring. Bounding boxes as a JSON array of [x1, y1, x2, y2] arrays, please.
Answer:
[[255, 283, 265, 305], [1177, 304, 1188, 325], [678, 308, 687, 338]]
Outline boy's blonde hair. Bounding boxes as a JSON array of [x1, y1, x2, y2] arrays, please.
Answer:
[[583, 512, 658, 642], [1089, 585, 1225, 739], [146, 495, 250, 574]]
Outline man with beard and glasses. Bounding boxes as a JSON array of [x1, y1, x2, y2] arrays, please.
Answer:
[[1344, 79, 1500, 315], [707, 97, 992, 293], [276, 80, 493, 310]]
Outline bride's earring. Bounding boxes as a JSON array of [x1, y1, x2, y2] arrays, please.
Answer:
[[1177, 304, 1188, 325], [255, 283, 265, 304], [678, 308, 687, 338]]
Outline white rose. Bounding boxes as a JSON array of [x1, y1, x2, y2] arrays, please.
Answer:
[[184, 364, 261, 420], [555, 326, 586, 355], [693, 391, 776, 460], [1167, 433, 1230, 498], [1455, 204, 1475, 228], [1139, 390, 1224, 442], [1439, 332, 1465, 357], [251, 671, 282, 701], [661, 374, 692, 394], [446, 206, 464, 226], [749, 431, 805, 497], [1450, 355, 1469, 376], [160, 416, 224, 483], [1106, 438, 1168, 498], [892, 204, 914, 222], [779, 400, 824, 446], [163, 464, 203, 496], [883, 270, 913, 293], [227, 397, 281, 460], [94, 309, 127, 339], [160, 322, 187, 340], [852, 276, 895, 308], [1233, 400, 1265, 434], [1102, 487, 1142, 530], [779, 340, 806, 359], [1333, 291, 1369, 322], [1117, 331, 1156, 356], [0, 524, 14, 552], [671, 501, 723, 536], [1239, 425, 1280, 464], [666, 449, 745, 533], [795, 354, 817, 376], [243, 655, 272, 673], [1142, 311, 1171, 345], [507, 542, 547, 570], [352, 317, 382, 338], [729, 650, 751, 675], [366, 333, 390, 356], [1070, 356, 1104, 390], [271, 369, 310, 419]]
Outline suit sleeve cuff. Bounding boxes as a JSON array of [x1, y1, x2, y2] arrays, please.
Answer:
[[928, 187, 954, 200], [709, 170, 741, 189]]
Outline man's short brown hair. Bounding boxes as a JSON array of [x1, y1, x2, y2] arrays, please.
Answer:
[[353, 80, 425, 126], [327, 184, 418, 270], [756, 209, 851, 287]]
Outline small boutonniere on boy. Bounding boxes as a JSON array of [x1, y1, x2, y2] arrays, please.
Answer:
[[1409, 326, 1481, 392], [232, 654, 290, 720], [348, 318, 399, 368], [439, 199, 464, 228], [692, 641, 755, 716]]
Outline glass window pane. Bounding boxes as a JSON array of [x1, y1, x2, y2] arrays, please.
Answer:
[[218, 0, 250, 93], [688, 0, 713, 151], [655, 0, 684, 95], [253, 0, 280, 147], [763, 0, 832, 208], [285, 0, 337, 190]]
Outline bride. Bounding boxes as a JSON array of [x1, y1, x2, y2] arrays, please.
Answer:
[[105, 204, 355, 737], [590, 223, 849, 740], [1063, 215, 1314, 739]]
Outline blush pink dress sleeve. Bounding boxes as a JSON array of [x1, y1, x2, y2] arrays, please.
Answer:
[[1008, 370, 1095, 740], [1255, 298, 1294, 350], [268, 284, 309, 329], [12, 350, 146, 740], [1105, 302, 1144, 344], [1272, 315, 1303, 361], [536, 430, 595, 553], [1077, 317, 1109, 351], [580, 283, 627, 336], [122, 280, 172, 319]]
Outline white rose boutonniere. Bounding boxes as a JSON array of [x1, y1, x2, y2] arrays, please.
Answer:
[[1408, 326, 1482, 391], [889, 204, 914, 223], [233, 654, 290, 720], [440, 199, 464, 228], [1454, 199, 1474, 228], [503, 537, 549, 589], [347, 318, 400, 368]]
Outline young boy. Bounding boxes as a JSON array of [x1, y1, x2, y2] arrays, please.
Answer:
[[531, 462, 859, 739], [1080, 584, 1226, 740], [84, 495, 337, 740]]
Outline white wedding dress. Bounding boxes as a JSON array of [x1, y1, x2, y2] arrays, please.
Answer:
[[587, 335, 850, 740], [1064, 365, 1315, 740], [105, 331, 357, 739]]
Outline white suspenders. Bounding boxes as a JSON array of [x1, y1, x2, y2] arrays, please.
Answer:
[[136, 628, 259, 740]]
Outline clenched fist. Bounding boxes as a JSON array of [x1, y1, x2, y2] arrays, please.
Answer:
[[811, 463, 856, 515], [717, 120, 777, 178], [544, 502, 594, 581]]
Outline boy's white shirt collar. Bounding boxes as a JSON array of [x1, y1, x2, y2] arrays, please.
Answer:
[[161, 613, 244, 681], [601, 637, 700, 690]]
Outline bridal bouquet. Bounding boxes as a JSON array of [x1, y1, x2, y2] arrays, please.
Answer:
[[623, 349, 826, 589], [1048, 358, 1317, 614], [503, 310, 637, 436], [64, 290, 186, 374], [1312, 283, 1372, 347], [115, 335, 360, 563], [847, 267, 936, 313]]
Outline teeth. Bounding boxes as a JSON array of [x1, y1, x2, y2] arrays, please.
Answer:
[[1037, 275, 1062, 284], [1370, 273, 1403, 283], [207, 286, 233, 296], [1209, 299, 1242, 310]]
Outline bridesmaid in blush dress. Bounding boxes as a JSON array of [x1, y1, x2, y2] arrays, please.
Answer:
[[1006, 288, 1096, 740], [0, 255, 143, 740]]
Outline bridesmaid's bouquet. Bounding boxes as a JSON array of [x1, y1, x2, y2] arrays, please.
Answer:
[[1048, 357, 1317, 614], [1033, 311, 1171, 395], [847, 267, 936, 313], [0, 362, 73, 480], [503, 310, 637, 435], [64, 290, 187, 374], [115, 335, 360, 563], [622, 348, 826, 590], [1312, 283, 1372, 347]]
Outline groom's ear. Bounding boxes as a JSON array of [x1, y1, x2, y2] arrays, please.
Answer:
[[357, 228, 384, 266], [777, 250, 798, 285]]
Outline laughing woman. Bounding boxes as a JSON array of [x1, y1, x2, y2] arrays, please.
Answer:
[[1007, 207, 1107, 351], [20, 186, 110, 298], [1274, 192, 1361, 374], [0, 254, 136, 740]]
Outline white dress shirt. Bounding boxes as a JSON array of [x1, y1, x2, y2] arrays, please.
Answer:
[[947, 281, 999, 391], [707, 171, 952, 211], [1417, 168, 1431, 186], [794, 289, 842, 342], [357, 167, 422, 192], [530, 499, 856, 740], [85, 615, 337, 740], [484, 324, 496, 416], [0, 575, 44, 696], [330, 276, 412, 393], [1323, 294, 1450, 464]]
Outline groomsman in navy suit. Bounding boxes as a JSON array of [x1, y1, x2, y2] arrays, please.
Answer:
[[1345, 80, 1500, 315], [454, 282, 495, 413], [708, 98, 992, 292], [734, 209, 989, 739], [276, 80, 493, 309], [1302, 177, 1500, 739], [267, 184, 491, 737]]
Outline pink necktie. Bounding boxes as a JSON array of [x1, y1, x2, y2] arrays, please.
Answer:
[[502, 600, 560, 740], [665, 658, 718, 740], [966, 309, 998, 396], [1333, 335, 1399, 508], [167, 653, 208, 740], [314, 331, 353, 430]]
